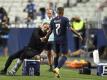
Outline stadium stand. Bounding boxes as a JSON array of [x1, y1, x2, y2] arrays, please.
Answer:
[[0, 0, 107, 54], [0, 0, 106, 30], [0, 0, 106, 25]]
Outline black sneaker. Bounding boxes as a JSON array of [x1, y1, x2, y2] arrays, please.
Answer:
[[0, 70, 7, 75]]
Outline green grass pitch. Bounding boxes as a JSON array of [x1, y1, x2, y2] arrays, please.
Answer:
[[0, 56, 107, 80]]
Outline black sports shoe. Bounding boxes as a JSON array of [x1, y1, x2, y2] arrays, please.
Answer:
[[0, 70, 7, 75]]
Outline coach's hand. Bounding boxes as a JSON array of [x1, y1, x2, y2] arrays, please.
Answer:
[[40, 36, 48, 43]]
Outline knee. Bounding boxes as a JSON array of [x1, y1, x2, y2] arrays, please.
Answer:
[[8, 56, 14, 61]]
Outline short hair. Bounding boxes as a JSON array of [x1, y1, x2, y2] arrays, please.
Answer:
[[40, 22, 49, 29], [42, 22, 49, 26], [57, 7, 64, 14], [46, 9, 53, 14]]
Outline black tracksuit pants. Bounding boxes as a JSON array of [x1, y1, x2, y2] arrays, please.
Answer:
[[3, 47, 42, 72]]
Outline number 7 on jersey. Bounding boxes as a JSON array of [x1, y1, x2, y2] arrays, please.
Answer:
[[55, 24, 60, 35]]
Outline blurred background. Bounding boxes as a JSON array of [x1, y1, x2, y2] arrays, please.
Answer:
[[0, 0, 107, 60]]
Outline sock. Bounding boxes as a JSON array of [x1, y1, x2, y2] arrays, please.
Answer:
[[54, 56, 59, 68], [57, 56, 67, 69]]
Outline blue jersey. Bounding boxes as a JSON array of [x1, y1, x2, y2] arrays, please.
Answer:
[[25, 3, 36, 13], [50, 16, 70, 42]]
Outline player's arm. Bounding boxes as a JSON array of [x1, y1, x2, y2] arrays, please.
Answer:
[[70, 27, 83, 40], [69, 21, 83, 41], [67, 19, 83, 40]]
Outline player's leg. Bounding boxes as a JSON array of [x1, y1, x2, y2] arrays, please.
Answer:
[[53, 42, 68, 78], [0, 49, 24, 75], [53, 53, 60, 78], [53, 42, 60, 68], [57, 42, 68, 68], [53, 52, 59, 68], [46, 42, 54, 71], [47, 50, 53, 71], [52, 43, 60, 78]]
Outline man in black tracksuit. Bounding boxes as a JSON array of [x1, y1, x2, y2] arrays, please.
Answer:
[[0, 23, 49, 75]]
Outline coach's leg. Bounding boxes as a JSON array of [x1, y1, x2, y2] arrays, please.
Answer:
[[0, 49, 24, 74], [8, 59, 23, 75], [8, 49, 32, 75], [7, 48, 33, 75], [20, 49, 42, 60]]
